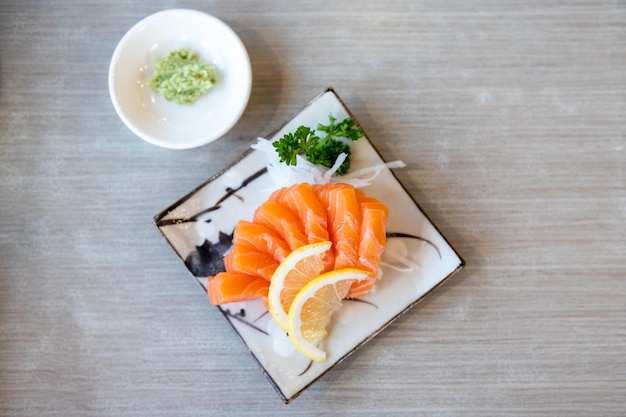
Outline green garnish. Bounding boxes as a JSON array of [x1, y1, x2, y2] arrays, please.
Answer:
[[272, 115, 363, 175], [149, 48, 217, 105]]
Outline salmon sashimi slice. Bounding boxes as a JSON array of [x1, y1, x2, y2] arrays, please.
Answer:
[[356, 203, 388, 272], [229, 244, 279, 281], [278, 183, 335, 271], [316, 183, 362, 270], [349, 203, 388, 298], [253, 200, 308, 251], [207, 271, 269, 305], [280, 183, 330, 243], [267, 186, 289, 203], [233, 220, 291, 263], [355, 188, 390, 218]]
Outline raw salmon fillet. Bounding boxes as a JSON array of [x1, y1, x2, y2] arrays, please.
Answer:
[[275, 183, 334, 271], [350, 191, 389, 297], [314, 183, 361, 271], [208, 271, 269, 306], [233, 220, 291, 263], [253, 200, 308, 251], [208, 182, 389, 305], [229, 244, 279, 281]]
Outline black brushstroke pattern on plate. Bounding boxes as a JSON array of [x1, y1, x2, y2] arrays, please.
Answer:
[[185, 231, 233, 277]]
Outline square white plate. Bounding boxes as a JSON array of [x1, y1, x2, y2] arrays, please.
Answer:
[[154, 87, 465, 403]]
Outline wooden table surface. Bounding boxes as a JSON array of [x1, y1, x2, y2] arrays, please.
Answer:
[[1, 1, 624, 415]]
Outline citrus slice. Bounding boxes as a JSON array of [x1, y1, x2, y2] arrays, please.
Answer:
[[287, 268, 369, 362], [268, 240, 332, 331]]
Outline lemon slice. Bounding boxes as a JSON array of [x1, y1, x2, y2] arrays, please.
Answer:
[[268, 241, 332, 332], [287, 268, 369, 362]]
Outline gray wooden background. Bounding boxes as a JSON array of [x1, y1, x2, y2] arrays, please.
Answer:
[[1, 1, 624, 416]]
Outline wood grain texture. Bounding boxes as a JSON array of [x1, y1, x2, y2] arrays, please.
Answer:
[[0, 0, 624, 416]]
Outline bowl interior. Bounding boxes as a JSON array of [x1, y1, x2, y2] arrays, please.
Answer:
[[109, 9, 252, 149]]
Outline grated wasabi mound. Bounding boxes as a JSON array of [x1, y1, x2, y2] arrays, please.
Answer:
[[149, 48, 217, 105]]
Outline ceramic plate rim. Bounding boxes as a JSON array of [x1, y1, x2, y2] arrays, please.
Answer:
[[153, 87, 465, 402]]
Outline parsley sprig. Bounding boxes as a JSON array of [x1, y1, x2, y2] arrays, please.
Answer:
[[272, 115, 363, 176]]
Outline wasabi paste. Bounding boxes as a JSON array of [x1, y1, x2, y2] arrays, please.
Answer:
[[149, 49, 217, 105]]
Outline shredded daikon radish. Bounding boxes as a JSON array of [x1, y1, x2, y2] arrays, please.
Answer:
[[252, 137, 405, 189]]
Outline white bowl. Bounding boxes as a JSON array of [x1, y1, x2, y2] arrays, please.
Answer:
[[108, 9, 252, 149]]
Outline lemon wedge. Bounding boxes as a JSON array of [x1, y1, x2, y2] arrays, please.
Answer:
[[287, 268, 369, 362], [268, 241, 332, 332]]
